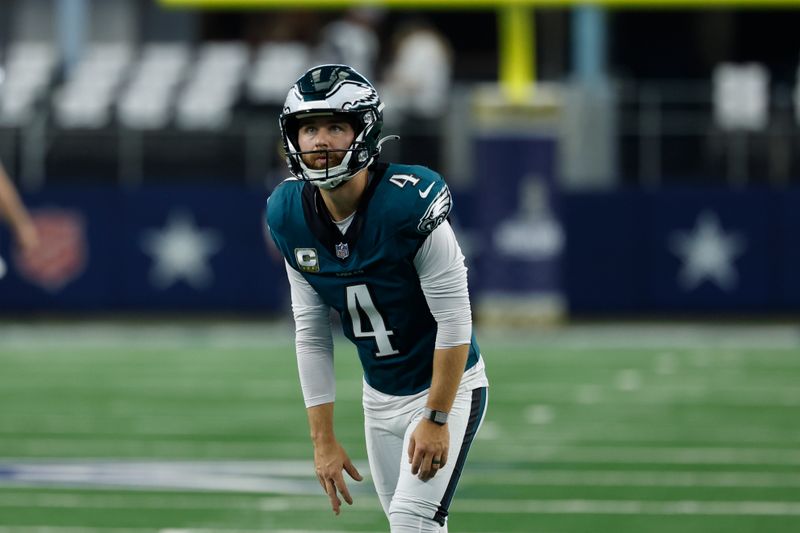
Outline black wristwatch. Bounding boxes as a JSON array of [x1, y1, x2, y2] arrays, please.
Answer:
[[423, 407, 449, 426]]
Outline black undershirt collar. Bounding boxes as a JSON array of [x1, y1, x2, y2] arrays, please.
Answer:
[[301, 163, 388, 262]]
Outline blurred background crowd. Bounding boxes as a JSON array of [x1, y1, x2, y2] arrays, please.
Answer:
[[4, 1, 800, 187]]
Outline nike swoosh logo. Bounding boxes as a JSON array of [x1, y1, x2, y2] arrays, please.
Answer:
[[419, 183, 435, 199]]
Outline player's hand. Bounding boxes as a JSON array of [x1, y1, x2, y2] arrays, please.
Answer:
[[408, 419, 450, 482], [14, 219, 39, 253], [313, 440, 363, 515]]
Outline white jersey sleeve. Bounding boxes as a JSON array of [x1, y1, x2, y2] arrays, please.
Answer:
[[413, 220, 472, 348], [285, 260, 336, 408]]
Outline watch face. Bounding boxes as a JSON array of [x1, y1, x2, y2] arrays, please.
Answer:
[[431, 410, 447, 424]]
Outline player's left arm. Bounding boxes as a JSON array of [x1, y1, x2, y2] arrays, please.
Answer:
[[409, 219, 472, 481], [409, 344, 468, 481]]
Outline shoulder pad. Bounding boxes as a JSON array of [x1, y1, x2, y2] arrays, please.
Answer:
[[266, 178, 303, 235], [383, 164, 452, 236]]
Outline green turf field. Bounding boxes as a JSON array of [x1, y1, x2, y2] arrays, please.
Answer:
[[0, 321, 799, 532]]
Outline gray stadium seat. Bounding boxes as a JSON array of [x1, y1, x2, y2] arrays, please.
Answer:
[[247, 42, 312, 105], [175, 42, 249, 130], [53, 43, 132, 129], [117, 43, 191, 129], [0, 42, 57, 126]]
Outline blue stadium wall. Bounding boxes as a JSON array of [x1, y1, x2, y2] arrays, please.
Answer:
[[1, 185, 799, 316], [561, 188, 800, 315]]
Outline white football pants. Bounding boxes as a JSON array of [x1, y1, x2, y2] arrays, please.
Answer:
[[364, 387, 488, 531]]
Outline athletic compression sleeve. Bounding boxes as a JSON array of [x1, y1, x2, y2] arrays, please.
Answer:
[[413, 220, 473, 348], [285, 260, 336, 408]]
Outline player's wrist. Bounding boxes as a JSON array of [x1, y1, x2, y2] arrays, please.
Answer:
[[311, 433, 337, 445], [422, 407, 448, 426]]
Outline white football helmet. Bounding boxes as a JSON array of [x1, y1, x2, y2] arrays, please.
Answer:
[[280, 64, 388, 190]]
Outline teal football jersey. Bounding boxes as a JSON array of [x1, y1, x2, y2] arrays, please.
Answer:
[[267, 163, 481, 396]]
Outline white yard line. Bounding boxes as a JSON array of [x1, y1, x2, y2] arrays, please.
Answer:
[[472, 499, 800, 516], [0, 528, 155, 533], [0, 439, 304, 456], [162, 530, 390, 533], [2, 460, 800, 493], [0, 323, 295, 351], [0, 529, 391, 533], [4, 442, 800, 465], [478, 324, 800, 350], [476, 444, 800, 465], [0, 322, 798, 350], [257, 497, 800, 516], [472, 469, 800, 488], [1, 418, 799, 440], [504, 426, 800, 445], [0, 493, 799, 517]]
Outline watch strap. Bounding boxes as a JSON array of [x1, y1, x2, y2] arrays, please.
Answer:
[[423, 407, 448, 425]]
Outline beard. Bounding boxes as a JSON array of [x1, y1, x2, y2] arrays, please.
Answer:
[[301, 149, 346, 170]]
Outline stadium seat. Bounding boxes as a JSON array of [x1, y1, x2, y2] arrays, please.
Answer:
[[0, 42, 57, 127], [117, 43, 191, 129], [175, 42, 249, 130], [247, 42, 312, 105], [53, 42, 132, 129]]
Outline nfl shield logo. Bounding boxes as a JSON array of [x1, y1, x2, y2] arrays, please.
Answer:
[[335, 242, 349, 259]]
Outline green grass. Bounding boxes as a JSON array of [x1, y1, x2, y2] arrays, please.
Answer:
[[0, 321, 799, 532]]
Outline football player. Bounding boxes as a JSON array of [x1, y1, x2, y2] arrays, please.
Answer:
[[0, 161, 39, 278], [266, 64, 488, 533]]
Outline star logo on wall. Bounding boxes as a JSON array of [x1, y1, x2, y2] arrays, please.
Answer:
[[669, 210, 746, 292], [141, 209, 223, 290]]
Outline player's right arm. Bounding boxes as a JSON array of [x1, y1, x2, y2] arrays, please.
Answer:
[[0, 162, 38, 252], [285, 262, 363, 515], [305, 402, 363, 515]]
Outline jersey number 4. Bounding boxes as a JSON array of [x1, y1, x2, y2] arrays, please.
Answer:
[[345, 284, 399, 357]]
